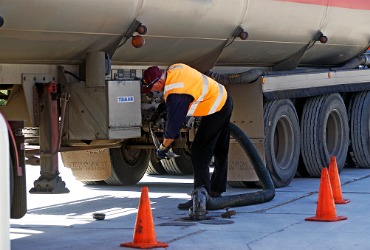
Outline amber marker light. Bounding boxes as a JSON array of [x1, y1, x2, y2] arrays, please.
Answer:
[[262, 77, 267, 84], [132, 35, 145, 48]]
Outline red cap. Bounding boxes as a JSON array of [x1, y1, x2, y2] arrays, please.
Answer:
[[142, 66, 162, 87]]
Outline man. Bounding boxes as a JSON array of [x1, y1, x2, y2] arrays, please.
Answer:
[[141, 63, 233, 210]]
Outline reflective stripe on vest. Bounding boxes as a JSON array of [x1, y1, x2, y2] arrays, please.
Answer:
[[164, 82, 184, 92], [187, 74, 209, 116], [208, 83, 224, 115], [168, 65, 184, 70]]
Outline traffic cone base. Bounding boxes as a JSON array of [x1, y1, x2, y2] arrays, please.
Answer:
[[328, 156, 350, 205], [121, 187, 168, 249], [335, 198, 350, 204], [305, 167, 347, 222], [121, 241, 169, 249], [305, 215, 347, 222]]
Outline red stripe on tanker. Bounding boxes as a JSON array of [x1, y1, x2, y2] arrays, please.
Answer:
[[276, 0, 370, 10]]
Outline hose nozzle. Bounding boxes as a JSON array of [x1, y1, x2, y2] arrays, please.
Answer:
[[189, 187, 207, 220]]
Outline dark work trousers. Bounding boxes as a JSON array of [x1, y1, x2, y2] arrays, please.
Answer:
[[190, 95, 233, 194]]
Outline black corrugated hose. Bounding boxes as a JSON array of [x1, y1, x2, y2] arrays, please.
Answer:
[[205, 123, 275, 210], [205, 68, 265, 85]]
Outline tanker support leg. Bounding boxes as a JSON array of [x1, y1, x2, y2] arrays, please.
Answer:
[[29, 82, 69, 194]]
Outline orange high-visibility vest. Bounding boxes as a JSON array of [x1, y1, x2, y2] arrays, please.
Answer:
[[164, 64, 227, 117]]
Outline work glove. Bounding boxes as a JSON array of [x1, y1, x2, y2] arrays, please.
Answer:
[[157, 143, 179, 160]]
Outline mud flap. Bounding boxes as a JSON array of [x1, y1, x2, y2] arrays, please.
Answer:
[[61, 149, 112, 181]]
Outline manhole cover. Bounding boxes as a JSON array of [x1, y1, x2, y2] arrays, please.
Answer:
[[199, 219, 234, 225], [158, 222, 197, 226], [207, 212, 223, 217], [176, 216, 234, 225], [177, 216, 214, 222]]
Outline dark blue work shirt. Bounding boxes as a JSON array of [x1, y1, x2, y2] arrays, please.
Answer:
[[164, 94, 194, 139]]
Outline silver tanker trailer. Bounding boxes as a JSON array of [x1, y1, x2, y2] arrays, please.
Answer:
[[1, 0, 370, 218]]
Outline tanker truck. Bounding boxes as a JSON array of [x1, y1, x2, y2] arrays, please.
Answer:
[[2, 0, 370, 218]]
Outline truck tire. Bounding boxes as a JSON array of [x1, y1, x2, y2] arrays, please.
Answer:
[[301, 93, 349, 177], [146, 150, 167, 175], [105, 142, 150, 185], [264, 99, 300, 187], [348, 91, 370, 168], [160, 148, 193, 175]]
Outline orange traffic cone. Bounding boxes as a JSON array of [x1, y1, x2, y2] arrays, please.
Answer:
[[329, 156, 350, 204], [305, 167, 347, 222], [121, 187, 168, 249]]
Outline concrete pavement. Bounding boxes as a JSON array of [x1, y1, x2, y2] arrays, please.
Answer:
[[10, 162, 370, 250]]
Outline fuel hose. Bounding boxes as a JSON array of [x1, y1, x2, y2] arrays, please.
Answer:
[[205, 122, 275, 210]]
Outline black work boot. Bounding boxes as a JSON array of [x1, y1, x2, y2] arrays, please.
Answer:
[[178, 199, 193, 210]]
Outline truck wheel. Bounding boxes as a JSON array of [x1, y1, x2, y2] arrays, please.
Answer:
[[348, 91, 370, 168], [146, 150, 167, 175], [264, 99, 300, 187], [105, 142, 150, 185], [301, 93, 349, 177], [160, 148, 193, 175]]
